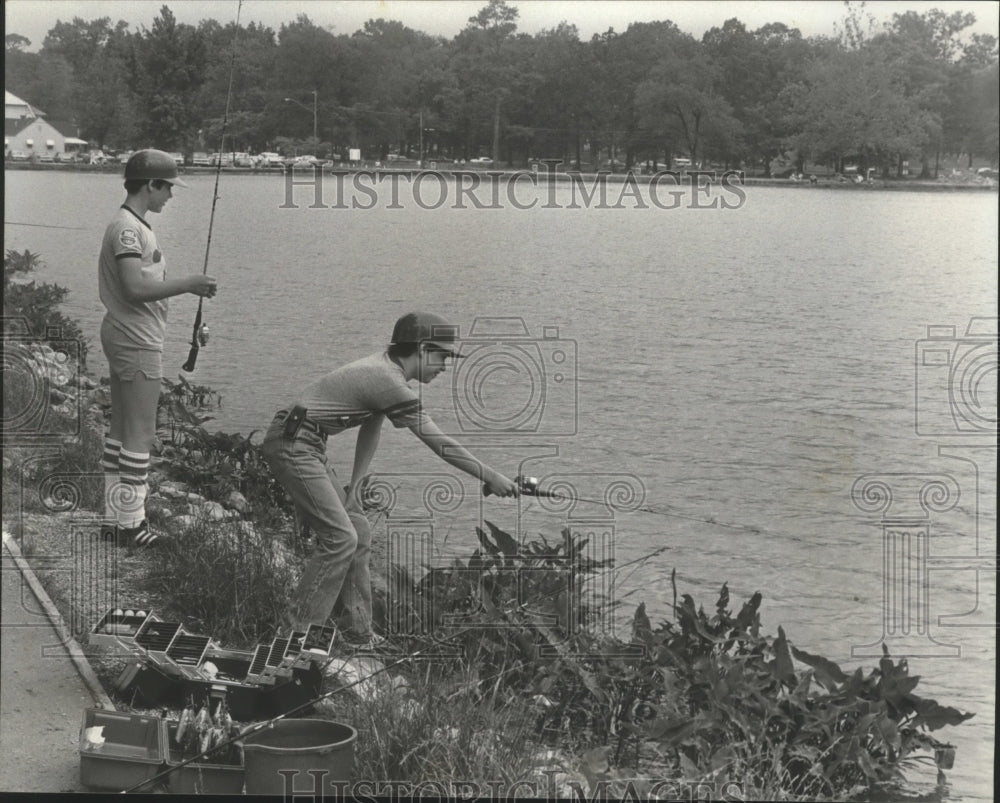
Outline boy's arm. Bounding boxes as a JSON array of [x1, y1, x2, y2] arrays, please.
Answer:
[[408, 418, 518, 496], [118, 257, 216, 303], [346, 414, 384, 511]]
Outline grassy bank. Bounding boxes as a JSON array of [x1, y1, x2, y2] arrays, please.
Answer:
[[2, 247, 975, 799]]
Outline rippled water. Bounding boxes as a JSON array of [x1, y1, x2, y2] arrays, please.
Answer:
[[5, 170, 997, 800]]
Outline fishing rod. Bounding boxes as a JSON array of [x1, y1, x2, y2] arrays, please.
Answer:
[[181, 0, 243, 373], [488, 475, 767, 536]]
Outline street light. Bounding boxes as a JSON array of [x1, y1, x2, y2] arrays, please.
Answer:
[[284, 90, 318, 141]]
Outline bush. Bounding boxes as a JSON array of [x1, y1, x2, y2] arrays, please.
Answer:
[[376, 525, 972, 800], [3, 248, 88, 366], [145, 518, 296, 646]]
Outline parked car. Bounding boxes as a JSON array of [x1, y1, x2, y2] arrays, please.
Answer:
[[118, 151, 134, 164], [209, 152, 233, 166], [167, 152, 184, 166], [191, 152, 211, 166], [232, 152, 253, 167], [8, 150, 30, 162], [37, 152, 55, 163], [292, 155, 324, 168], [258, 151, 283, 167], [469, 156, 494, 166]]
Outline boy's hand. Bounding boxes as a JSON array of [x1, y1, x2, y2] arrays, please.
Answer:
[[483, 474, 519, 498]]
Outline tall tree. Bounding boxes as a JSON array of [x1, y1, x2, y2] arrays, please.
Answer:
[[125, 5, 210, 149], [636, 34, 740, 166], [453, 0, 520, 162]]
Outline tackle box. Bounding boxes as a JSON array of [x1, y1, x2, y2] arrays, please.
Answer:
[[259, 660, 323, 718], [183, 648, 263, 722], [163, 720, 245, 795], [79, 708, 166, 792], [88, 607, 156, 648], [113, 659, 187, 708]]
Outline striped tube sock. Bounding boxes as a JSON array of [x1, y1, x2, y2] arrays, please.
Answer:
[[117, 448, 149, 529], [101, 435, 123, 525]]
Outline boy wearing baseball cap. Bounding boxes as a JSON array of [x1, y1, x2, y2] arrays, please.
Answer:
[[262, 312, 518, 648], [99, 149, 217, 547]]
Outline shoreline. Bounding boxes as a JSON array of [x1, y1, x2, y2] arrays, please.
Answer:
[[5, 160, 997, 192]]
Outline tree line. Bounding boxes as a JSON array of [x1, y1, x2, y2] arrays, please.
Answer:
[[5, 1, 997, 176]]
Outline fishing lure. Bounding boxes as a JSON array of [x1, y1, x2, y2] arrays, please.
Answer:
[[175, 704, 194, 744]]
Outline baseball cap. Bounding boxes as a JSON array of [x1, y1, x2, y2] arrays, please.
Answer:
[[124, 149, 188, 188], [390, 312, 464, 356]]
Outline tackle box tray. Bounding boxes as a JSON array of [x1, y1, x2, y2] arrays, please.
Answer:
[[133, 618, 182, 654], [302, 623, 337, 657], [79, 708, 166, 792], [164, 720, 245, 794], [88, 607, 156, 648], [166, 633, 212, 667]]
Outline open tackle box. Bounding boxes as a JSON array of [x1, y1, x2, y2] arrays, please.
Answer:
[[92, 605, 335, 718]]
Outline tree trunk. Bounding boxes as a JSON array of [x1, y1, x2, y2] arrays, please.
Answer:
[[492, 94, 502, 164], [934, 151, 940, 179]]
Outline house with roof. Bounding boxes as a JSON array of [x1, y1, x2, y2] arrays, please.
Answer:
[[5, 89, 43, 120], [4, 90, 88, 160]]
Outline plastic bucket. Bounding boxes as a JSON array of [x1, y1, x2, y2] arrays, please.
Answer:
[[242, 719, 356, 796]]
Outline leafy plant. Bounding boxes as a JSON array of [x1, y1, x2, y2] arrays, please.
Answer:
[[3, 248, 88, 365], [379, 528, 973, 800]]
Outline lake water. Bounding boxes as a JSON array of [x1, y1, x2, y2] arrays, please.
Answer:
[[5, 170, 997, 800]]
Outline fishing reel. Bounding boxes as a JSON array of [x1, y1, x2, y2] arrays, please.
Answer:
[[197, 323, 210, 347], [483, 474, 543, 497]]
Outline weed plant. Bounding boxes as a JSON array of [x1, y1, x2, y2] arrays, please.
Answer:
[[340, 664, 541, 793], [145, 517, 295, 646]]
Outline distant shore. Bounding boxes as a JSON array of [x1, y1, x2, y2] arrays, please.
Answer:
[[5, 160, 997, 192]]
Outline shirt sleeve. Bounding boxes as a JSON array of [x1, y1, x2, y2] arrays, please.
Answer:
[[382, 396, 432, 429], [111, 220, 144, 260], [372, 370, 432, 429]]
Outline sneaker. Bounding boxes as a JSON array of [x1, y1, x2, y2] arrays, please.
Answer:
[[120, 520, 159, 547]]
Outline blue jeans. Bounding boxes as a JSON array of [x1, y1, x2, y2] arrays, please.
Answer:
[[262, 415, 373, 635]]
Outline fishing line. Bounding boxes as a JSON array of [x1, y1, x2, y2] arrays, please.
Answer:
[[498, 476, 769, 537], [4, 221, 88, 230], [181, 0, 243, 373]]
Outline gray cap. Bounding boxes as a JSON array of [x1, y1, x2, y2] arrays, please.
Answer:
[[390, 312, 464, 356]]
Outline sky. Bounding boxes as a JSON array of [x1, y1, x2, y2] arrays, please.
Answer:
[[5, 0, 999, 48]]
